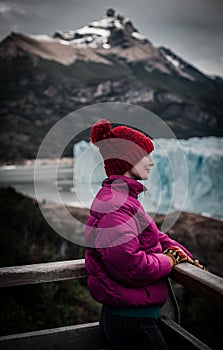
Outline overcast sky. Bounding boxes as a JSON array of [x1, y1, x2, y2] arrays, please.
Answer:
[[0, 0, 222, 77]]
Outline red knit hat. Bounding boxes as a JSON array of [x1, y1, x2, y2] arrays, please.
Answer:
[[90, 119, 154, 176]]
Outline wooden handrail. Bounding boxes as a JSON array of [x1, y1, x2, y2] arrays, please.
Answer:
[[0, 259, 86, 287], [171, 264, 223, 303], [0, 259, 222, 303]]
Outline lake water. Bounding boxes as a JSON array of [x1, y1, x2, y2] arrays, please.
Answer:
[[0, 163, 95, 208]]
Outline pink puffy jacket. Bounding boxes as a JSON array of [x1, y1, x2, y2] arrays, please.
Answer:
[[85, 175, 192, 307]]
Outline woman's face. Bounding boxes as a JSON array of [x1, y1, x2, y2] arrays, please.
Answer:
[[124, 154, 154, 180]]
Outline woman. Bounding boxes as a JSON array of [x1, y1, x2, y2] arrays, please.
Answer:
[[84, 119, 201, 349]]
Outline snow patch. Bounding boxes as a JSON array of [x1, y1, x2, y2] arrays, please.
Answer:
[[165, 54, 180, 68], [131, 31, 147, 41], [76, 26, 110, 38], [28, 34, 56, 42]]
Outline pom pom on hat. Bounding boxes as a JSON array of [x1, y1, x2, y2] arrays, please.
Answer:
[[90, 119, 154, 176], [90, 119, 112, 144]]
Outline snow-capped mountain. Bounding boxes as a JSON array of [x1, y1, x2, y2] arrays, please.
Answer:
[[0, 9, 180, 76], [0, 8, 223, 163], [0, 8, 217, 83], [51, 8, 218, 84], [53, 8, 149, 49]]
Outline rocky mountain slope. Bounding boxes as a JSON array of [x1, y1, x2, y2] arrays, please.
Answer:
[[0, 8, 223, 163]]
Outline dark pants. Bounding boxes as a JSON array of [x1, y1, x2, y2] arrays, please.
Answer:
[[99, 305, 169, 350]]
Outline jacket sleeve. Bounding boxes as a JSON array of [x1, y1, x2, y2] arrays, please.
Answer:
[[158, 230, 193, 259], [97, 211, 172, 288]]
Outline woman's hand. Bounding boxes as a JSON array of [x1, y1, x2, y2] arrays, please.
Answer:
[[163, 246, 190, 264], [163, 246, 207, 270]]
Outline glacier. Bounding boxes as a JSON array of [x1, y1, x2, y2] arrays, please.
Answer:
[[73, 137, 223, 219]]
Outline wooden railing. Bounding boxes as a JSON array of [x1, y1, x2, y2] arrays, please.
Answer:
[[0, 259, 222, 302], [0, 260, 222, 350]]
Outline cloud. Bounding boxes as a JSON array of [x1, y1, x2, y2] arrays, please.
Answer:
[[0, 3, 11, 14], [0, 2, 27, 16], [0, 1, 46, 40]]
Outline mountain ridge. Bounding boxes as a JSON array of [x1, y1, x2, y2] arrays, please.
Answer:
[[1, 7, 218, 82]]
